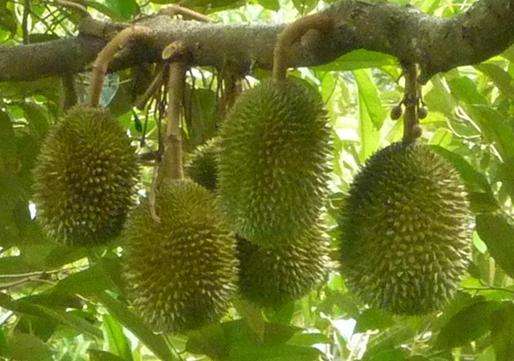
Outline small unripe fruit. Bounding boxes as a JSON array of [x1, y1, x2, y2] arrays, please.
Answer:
[[418, 106, 428, 119], [390, 105, 403, 120]]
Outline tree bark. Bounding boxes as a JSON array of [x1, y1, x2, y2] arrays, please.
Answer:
[[0, 0, 513, 83]]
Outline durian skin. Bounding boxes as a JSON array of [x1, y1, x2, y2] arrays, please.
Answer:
[[219, 79, 331, 247], [237, 229, 330, 308], [185, 137, 220, 192], [33, 106, 138, 245], [122, 180, 238, 333], [339, 142, 473, 315]]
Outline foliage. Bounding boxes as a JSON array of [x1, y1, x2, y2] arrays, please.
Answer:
[[0, 0, 513, 360]]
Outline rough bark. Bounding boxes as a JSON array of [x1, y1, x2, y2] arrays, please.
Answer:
[[0, 0, 513, 83]]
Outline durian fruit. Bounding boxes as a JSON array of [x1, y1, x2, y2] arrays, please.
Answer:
[[185, 137, 221, 192], [122, 179, 238, 333], [339, 142, 473, 315], [237, 228, 330, 307], [219, 79, 331, 247], [33, 106, 138, 245]]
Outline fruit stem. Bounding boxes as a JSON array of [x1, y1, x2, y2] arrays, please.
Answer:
[[90, 26, 153, 108], [402, 62, 422, 143], [272, 14, 333, 82], [158, 42, 188, 184]]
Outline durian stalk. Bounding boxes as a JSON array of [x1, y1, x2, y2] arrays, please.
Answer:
[[157, 41, 188, 185], [272, 14, 333, 81], [90, 26, 153, 107], [402, 62, 422, 143]]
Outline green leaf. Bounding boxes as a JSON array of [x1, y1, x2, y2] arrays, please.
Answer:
[[476, 213, 514, 278], [0, 293, 102, 338], [20, 102, 50, 139], [354, 69, 382, 162], [102, 315, 133, 361], [94, 292, 175, 361], [476, 64, 514, 99], [430, 145, 492, 193], [490, 302, 514, 361], [316, 50, 397, 71], [52, 257, 122, 296], [435, 300, 500, 349], [7, 333, 53, 361], [448, 77, 514, 160], [86, 0, 139, 20], [228, 343, 323, 361], [89, 350, 127, 361], [355, 308, 395, 332]]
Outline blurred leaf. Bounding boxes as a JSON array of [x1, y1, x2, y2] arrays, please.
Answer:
[[355, 308, 394, 332], [102, 315, 133, 361], [435, 300, 500, 349], [292, 0, 318, 14], [89, 350, 127, 361], [476, 64, 514, 99], [476, 213, 514, 278], [354, 69, 382, 161], [490, 302, 514, 361], [7, 333, 53, 361], [228, 343, 323, 361], [94, 292, 175, 361], [258, 0, 279, 11], [448, 77, 514, 159], [86, 0, 139, 20]]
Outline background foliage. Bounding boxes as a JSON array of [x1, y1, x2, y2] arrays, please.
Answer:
[[0, 0, 513, 360]]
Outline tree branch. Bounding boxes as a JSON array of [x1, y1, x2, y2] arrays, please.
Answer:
[[0, 0, 513, 83]]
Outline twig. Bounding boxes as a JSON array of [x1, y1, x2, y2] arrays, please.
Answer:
[[272, 13, 333, 81], [135, 64, 165, 110], [54, 0, 89, 17], [90, 25, 153, 107], [61, 72, 78, 110], [462, 286, 514, 294], [158, 4, 212, 23], [22, 0, 31, 44]]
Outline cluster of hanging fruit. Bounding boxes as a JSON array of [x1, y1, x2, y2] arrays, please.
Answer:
[[32, 15, 473, 335]]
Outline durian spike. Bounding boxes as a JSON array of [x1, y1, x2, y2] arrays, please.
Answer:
[[157, 41, 188, 185], [90, 25, 153, 107], [272, 13, 333, 82], [401, 62, 423, 143]]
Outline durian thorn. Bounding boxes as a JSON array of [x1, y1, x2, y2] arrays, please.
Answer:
[[401, 62, 422, 143], [158, 43, 189, 184], [158, 4, 213, 23], [90, 25, 153, 108], [272, 13, 333, 81]]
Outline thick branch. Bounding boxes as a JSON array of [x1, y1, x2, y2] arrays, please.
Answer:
[[0, 0, 513, 83]]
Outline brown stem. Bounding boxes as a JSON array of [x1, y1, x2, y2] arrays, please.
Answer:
[[402, 63, 422, 143], [219, 70, 243, 117], [272, 13, 333, 81], [90, 25, 153, 107], [157, 43, 188, 185], [135, 64, 165, 110], [61, 72, 78, 110], [159, 5, 212, 23]]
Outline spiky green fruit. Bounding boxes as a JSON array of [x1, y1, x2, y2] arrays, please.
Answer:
[[219, 79, 331, 247], [123, 180, 238, 333], [237, 229, 330, 307], [33, 106, 138, 245], [185, 137, 220, 192], [339, 142, 473, 315]]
